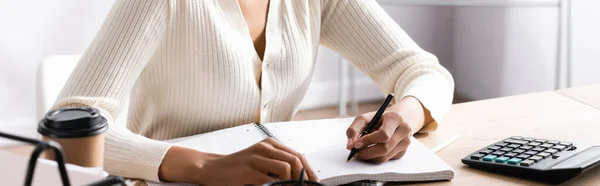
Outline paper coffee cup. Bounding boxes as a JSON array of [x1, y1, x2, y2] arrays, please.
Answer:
[[38, 107, 109, 167]]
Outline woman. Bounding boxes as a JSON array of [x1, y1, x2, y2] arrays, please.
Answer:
[[54, 0, 454, 185]]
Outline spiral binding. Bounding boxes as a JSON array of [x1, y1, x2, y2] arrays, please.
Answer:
[[254, 123, 279, 141]]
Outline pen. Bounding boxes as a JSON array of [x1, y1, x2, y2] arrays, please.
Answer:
[[347, 93, 394, 162]]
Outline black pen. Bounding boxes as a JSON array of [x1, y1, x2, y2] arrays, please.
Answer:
[[347, 93, 394, 162]]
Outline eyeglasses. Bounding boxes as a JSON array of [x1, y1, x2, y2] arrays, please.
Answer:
[[0, 131, 124, 186]]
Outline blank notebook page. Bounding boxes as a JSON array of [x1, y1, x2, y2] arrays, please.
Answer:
[[264, 118, 454, 185], [304, 137, 453, 185], [153, 118, 453, 186], [172, 124, 266, 154], [264, 118, 352, 155]]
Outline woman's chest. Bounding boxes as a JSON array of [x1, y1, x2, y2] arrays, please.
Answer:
[[152, 0, 324, 81]]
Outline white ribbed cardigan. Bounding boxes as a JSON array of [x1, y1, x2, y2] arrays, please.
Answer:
[[53, 0, 454, 181]]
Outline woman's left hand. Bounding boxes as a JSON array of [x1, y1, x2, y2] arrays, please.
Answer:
[[345, 96, 427, 163]]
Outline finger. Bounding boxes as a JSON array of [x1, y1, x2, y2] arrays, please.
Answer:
[[347, 113, 376, 149], [243, 169, 277, 185], [370, 137, 411, 163], [264, 138, 319, 181], [354, 112, 407, 149], [355, 128, 403, 160], [251, 155, 292, 181], [263, 147, 301, 180], [356, 130, 401, 160], [257, 138, 301, 179], [355, 141, 393, 160], [391, 149, 408, 160], [357, 126, 410, 160], [261, 138, 305, 180], [301, 159, 318, 181]]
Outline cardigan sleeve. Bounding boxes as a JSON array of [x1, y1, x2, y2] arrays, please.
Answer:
[[51, 0, 171, 181], [319, 0, 455, 132]]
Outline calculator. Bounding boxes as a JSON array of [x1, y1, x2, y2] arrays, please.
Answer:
[[461, 136, 600, 184]]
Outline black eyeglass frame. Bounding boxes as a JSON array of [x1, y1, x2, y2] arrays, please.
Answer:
[[0, 131, 124, 186]]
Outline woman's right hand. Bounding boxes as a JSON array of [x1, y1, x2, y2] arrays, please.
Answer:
[[159, 137, 318, 185]]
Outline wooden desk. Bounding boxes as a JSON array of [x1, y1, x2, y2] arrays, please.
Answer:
[[2, 89, 599, 185], [0, 144, 33, 155], [556, 84, 600, 110], [411, 91, 600, 186]]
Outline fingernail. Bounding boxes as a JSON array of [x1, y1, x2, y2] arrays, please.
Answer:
[[354, 141, 363, 149]]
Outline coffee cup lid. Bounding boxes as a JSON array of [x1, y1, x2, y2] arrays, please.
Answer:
[[38, 107, 109, 138]]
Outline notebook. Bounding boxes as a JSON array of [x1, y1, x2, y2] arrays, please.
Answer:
[[153, 118, 454, 185]]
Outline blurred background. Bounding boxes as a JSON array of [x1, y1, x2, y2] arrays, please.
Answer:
[[1, 0, 599, 131]]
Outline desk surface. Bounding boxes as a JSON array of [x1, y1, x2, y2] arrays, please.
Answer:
[[411, 91, 600, 186], [556, 84, 600, 110], [2, 86, 600, 186], [1, 145, 33, 156]]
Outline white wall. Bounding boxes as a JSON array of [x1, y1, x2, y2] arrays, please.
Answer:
[[570, 0, 600, 86], [452, 1, 600, 99], [0, 0, 115, 121], [453, 6, 559, 100]]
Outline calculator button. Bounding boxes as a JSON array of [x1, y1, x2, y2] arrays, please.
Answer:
[[567, 146, 577, 151], [499, 148, 513, 152], [553, 145, 567, 151], [471, 154, 486, 160], [507, 158, 522, 165], [482, 155, 497, 161], [492, 151, 505, 156], [544, 149, 558, 154], [532, 147, 545, 152], [480, 149, 493, 154], [547, 140, 560, 144], [528, 142, 541, 146], [525, 151, 538, 155], [504, 152, 518, 158], [520, 160, 535, 166], [516, 154, 531, 159], [529, 156, 543, 162], [523, 137, 535, 141], [505, 139, 528, 145], [488, 146, 501, 150], [559, 142, 572, 147], [495, 156, 510, 163], [540, 143, 554, 148], [534, 139, 547, 143], [511, 136, 523, 140], [512, 149, 525, 154], [495, 142, 508, 147], [507, 144, 521, 148], [537, 152, 551, 158], [519, 145, 533, 150]]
